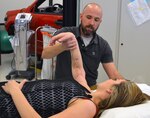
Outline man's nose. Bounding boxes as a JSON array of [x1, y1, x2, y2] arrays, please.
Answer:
[[89, 19, 95, 25]]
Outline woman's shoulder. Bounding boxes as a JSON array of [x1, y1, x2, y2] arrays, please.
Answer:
[[68, 98, 97, 118]]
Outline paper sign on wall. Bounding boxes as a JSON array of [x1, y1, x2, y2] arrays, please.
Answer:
[[128, 0, 150, 26]]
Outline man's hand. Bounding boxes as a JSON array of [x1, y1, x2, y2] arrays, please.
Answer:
[[50, 32, 78, 50]]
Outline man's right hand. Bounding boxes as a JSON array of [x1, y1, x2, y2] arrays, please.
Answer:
[[50, 32, 78, 50]]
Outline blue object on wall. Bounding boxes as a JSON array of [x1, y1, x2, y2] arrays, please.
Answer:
[[130, 0, 150, 3], [129, 0, 135, 2]]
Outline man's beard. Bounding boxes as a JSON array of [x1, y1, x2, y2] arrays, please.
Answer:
[[81, 24, 96, 37]]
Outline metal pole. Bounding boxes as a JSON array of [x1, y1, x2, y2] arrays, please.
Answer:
[[115, 0, 122, 68], [49, 0, 53, 6], [35, 26, 43, 80]]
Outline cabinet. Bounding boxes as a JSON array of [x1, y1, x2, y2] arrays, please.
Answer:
[[118, 0, 150, 85]]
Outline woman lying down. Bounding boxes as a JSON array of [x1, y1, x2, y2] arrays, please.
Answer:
[[0, 32, 150, 118]]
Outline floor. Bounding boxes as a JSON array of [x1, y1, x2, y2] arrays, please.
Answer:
[[0, 53, 41, 82], [0, 53, 13, 82]]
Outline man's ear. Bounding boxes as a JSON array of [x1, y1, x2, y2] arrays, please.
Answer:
[[80, 13, 83, 19], [99, 19, 102, 23]]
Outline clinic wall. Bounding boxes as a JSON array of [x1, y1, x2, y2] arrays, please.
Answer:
[[118, 0, 150, 85], [0, 0, 33, 23], [0, 0, 63, 23]]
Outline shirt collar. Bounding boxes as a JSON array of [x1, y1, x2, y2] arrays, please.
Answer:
[[76, 25, 98, 45]]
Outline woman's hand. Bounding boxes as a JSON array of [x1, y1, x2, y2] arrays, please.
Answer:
[[50, 32, 78, 50], [2, 79, 27, 95]]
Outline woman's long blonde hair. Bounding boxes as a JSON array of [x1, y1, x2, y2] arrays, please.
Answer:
[[96, 81, 150, 117]]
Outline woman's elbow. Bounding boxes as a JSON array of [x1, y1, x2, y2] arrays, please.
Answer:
[[41, 49, 49, 59]]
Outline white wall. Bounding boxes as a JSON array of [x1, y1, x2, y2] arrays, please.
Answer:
[[0, 0, 33, 23], [118, 0, 150, 85], [0, 0, 62, 23]]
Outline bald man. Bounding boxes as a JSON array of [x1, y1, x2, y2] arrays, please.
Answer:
[[42, 3, 124, 89]]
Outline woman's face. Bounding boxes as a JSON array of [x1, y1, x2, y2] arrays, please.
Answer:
[[98, 80, 147, 109], [96, 79, 125, 100], [97, 79, 125, 90]]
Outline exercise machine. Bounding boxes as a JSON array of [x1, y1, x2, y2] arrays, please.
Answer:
[[6, 13, 35, 80]]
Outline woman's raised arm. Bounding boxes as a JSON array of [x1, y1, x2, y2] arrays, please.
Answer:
[[70, 40, 90, 90], [49, 32, 91, 90]]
